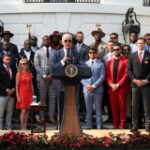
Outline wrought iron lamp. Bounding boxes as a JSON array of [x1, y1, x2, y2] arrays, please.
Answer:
[[122, 7, 140, 44]]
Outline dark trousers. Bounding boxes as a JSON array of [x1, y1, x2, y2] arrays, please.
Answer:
[[132, 87, 150, 128], [57, 91, 65, 126]]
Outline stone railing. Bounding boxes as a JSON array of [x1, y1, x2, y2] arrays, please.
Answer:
[[25, 0, 100, 3]]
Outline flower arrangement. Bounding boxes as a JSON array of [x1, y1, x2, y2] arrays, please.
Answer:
[[0, 130, 150, 149]]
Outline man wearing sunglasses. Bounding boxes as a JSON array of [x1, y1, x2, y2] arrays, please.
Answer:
[[106, 45, 130, 129], [109, 33, 124, 50], [81, 46, 105, 129], [52, 33, 80, 126], [144, 33, 150, 53]]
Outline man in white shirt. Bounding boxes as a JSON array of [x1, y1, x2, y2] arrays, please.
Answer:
[[128, 38, 150, 132], [103, 41, 114, 66]]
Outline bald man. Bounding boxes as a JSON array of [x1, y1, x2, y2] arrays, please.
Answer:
[[52, 33, 80, 126]]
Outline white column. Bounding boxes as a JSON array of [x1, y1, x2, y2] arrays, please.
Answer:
[[0, 0, 23, 3], [101, 0, 143, 6]]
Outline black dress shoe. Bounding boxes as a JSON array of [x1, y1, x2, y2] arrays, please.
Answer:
[[145, 127, 150, 132], [130, 127, 138, 132]]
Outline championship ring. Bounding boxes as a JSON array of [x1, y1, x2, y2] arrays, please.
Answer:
[[65, 64, 78, 78]]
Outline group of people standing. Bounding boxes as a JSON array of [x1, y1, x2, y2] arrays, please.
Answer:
[[0, 27, 150, 133]]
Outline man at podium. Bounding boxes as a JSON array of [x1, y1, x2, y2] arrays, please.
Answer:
[[52, 34, 80, 127]]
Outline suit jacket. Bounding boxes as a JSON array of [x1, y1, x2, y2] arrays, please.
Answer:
[[91, 41, 108, 59], [34, 46, 55, 81], [0, 42, 18, 57], [75, 43, 89, 61], [106, 56, 130, 94], [52, 48, 80, 67], [128, 51, 150, 87], [52, 48, 80, 91], [81, 59, 105, 93], [19, 49, 36, 76], [0, 65, 15, 96]]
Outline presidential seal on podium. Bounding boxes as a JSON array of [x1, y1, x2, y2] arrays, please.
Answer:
[[65, 64, 78, 78]]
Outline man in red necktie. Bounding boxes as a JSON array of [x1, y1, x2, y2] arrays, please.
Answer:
[[128, 38, 150, 132], [0, 54, 15, 130]]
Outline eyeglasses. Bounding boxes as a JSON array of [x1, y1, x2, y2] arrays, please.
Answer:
[[113, 48, 120, 51], [111, 36, 117, 39], [89, 52, 96, 54], [64, 40, 72, 43], [21, 63, 28, 65], [145, 38, 150, 41], [124, 48, 130, 51]]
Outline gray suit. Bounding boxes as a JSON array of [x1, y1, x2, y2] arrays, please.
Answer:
[[75, 43, 89, 62], [81, 59, 105, 129], [34, 46, 56, 119]]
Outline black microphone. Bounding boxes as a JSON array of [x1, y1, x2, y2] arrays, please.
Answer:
[[66, 48, 71, 64]]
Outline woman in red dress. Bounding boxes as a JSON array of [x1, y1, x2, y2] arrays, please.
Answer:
[[16, 58, 34, 130]]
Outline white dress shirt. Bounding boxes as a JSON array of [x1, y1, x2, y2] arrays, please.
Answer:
[[24, 50, 31, 60]]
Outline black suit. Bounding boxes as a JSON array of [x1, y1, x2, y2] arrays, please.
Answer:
[[0, 64, 15, 129], [128, 50, 150, 128], [0, 42, 18, 57], [0, 65, 15, 96]]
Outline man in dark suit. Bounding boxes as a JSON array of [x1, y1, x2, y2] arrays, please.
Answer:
[[128, 38, 150, 132], [0, 41, 17, 70], [75, 31, 89, 62], [0, 54, 15, 130], [0, 31, 18, 57], [52, 33, 80, 126]]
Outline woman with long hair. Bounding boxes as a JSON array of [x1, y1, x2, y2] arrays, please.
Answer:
[[16, 58, 34, 130]]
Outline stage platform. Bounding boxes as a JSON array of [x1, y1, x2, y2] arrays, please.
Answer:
[[0, 129, 148, 138]]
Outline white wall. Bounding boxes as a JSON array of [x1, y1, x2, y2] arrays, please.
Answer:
[[0, 0, 150, 50]]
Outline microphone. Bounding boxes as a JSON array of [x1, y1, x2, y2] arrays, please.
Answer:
[[66, 48, 71, 64]]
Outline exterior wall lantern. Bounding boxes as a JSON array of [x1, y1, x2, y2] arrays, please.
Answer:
[[122, 7, 141, 44]]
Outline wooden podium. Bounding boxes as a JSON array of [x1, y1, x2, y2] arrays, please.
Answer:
[[60, 85, 82, 136], [52, 64, 91, 137]]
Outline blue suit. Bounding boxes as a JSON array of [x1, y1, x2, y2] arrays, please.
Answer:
[[52, 48, 80, 125], [81, 59, 105, 129]]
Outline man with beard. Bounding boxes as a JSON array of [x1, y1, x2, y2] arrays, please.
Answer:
[[130, 31, 139, 53], [91, 27, 107, 59], [75, 31, 89, 61], [50, 31, 63, 50], [106, 45, 130, 129]]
